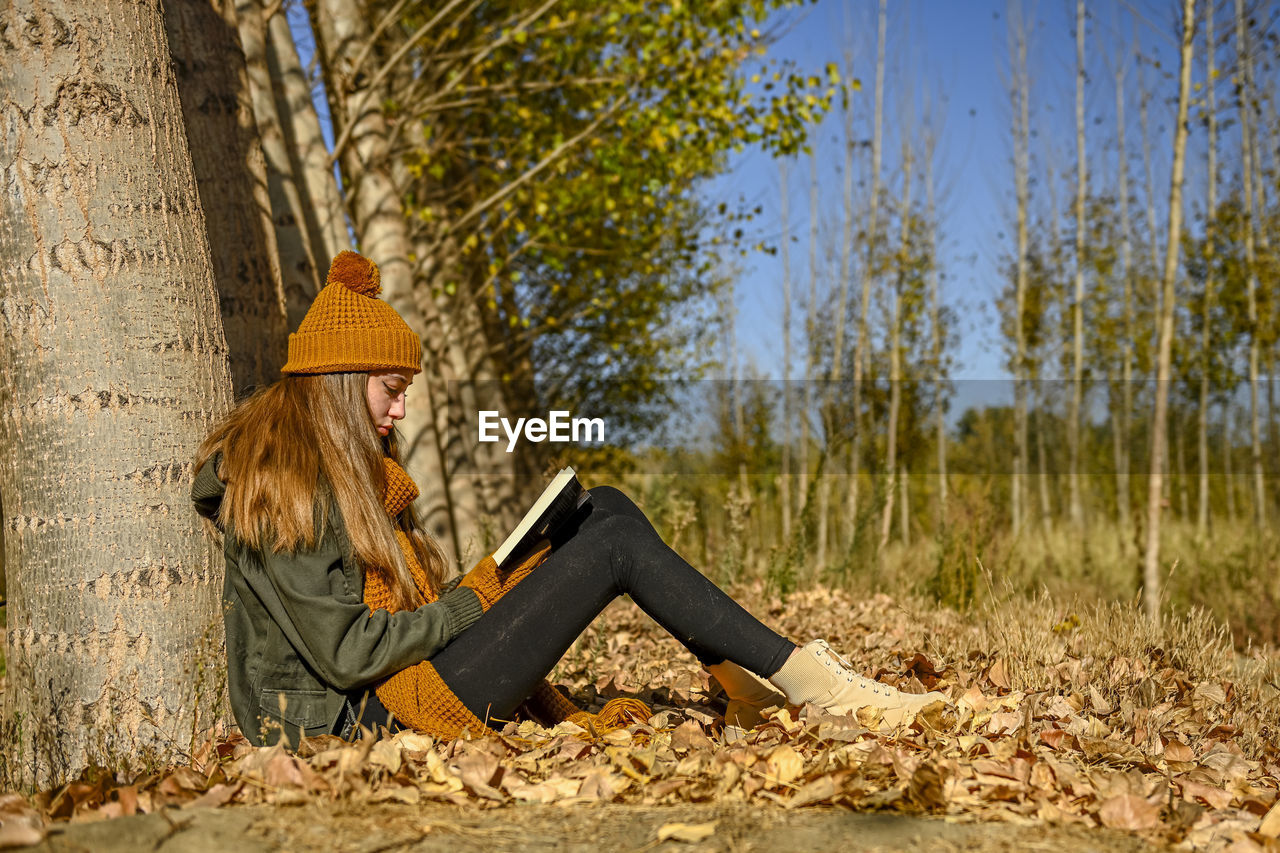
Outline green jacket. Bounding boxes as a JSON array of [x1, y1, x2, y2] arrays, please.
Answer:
[[191, 456, 483, 746]]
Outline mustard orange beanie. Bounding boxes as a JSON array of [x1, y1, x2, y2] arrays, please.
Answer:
[[280, 251, 422, 375]]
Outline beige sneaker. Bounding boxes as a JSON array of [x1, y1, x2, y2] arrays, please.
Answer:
[[799, 640, 947, 728]]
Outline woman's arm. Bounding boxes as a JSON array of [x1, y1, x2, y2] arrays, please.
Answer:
[[243, 529, 483, 691]]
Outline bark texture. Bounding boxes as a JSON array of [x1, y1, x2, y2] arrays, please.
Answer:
[[166, 0, 289, 393], [0, 0, 233, 787]]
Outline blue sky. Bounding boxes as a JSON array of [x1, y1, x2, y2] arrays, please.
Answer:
[[713, 0, 1195, 385]]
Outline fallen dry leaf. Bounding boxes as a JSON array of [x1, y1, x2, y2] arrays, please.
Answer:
[[1097, 793, 1162, 831], [656, 820, 717, 842], [1258, 801, 1280, 838]]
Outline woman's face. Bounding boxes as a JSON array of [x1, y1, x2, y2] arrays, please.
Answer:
[[366, 369, 414, 437]]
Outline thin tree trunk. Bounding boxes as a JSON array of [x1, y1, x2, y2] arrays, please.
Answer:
[[779, 157, 793, 542], [1233, 0, 1264, 529], [1068, 0, 1087, 528], [1035, 389, 1053, 533], [0, 0, 233, 787], [1011, 0, 1031, 535], [831, 35, 856, 558], [1045, 155, 1064, 531], [267, 7, 350, 263], [166, 0, 289, 393], [1117, 27, 1135, 542], [1237, 0, 1268, 528], [925, 120, 946, 528], [800, 151, 819, 558], [899, 462, 910, 547], [1176, 415, 1190, 520], [880, 125, 912, 550], [1224, 401, 1238, 522], [852, 0, 887, 548], [1139, 54, 1168, 510], [1198, 0, 1218, 539], [236, 0, 323, 327], [1143, 0, 1196, 620]]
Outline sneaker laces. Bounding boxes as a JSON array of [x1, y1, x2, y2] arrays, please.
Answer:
[[810, 640, 886, 696]]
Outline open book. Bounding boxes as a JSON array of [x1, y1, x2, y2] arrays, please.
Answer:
[[492, 467, 591, 568]]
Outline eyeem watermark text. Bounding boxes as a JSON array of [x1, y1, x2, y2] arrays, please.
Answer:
[[478, 410, 605, 452]]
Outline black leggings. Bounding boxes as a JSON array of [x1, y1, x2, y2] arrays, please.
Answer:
[[423, 486, 795, 724]]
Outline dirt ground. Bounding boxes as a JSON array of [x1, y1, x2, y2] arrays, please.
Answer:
[[36, 802, 1161, 853]]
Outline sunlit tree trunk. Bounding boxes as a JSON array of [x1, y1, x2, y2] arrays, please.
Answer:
[[1143, 0, 1196, 620], [1010, 0, 1031, 535], [267, 6, 349, 263], [1115, 28, 1135, 543], [0, 0, 233, 786], [924, 118, 946, 529], [1035, 391, 1053, 533], [1198, 0, 1218, 539], [898, 462, 910, 546], [853, 0, 886, 548], [778, 157, 793, 541], [880, 124, 912, 550], [166, 0, 289, 392], [1138, 55, 1174, 511], [1235, 0, 1267, 528], [236, 0, 323, 326], [1224, 401, 1238, 522], [1068, 0, 1087, 528], [800, 151, 819, 560], [830, 34, 857, 559]]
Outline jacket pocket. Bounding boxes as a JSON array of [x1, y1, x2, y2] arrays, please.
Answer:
[[260, 686, 329, 731]]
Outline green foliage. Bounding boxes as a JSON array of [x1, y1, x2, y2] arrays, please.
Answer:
[[379, 0, 836, 440]]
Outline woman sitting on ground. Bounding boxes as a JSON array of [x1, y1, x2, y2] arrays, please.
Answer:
[[191, 251, 945, 746]]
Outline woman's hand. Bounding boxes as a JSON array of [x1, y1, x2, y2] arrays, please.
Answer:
[[456, 539, 551, 611]]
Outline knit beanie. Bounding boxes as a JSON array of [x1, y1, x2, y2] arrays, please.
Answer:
[[280, 251, 422, 375]]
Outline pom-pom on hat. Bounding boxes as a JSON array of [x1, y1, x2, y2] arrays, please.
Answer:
[[281, 251, 422, 375]]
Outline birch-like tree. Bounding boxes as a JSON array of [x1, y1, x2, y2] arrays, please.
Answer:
[[1143, 0, 1197, 620], [0, 0, 233, 786]]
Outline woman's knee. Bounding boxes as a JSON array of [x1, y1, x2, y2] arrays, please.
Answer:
[[588, 485, 649, 523]]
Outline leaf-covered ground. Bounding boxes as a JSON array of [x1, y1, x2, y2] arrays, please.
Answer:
[[5, 586, 1280, 851]]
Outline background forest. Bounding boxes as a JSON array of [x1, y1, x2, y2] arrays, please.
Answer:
[[1, 0, 1278, 819]]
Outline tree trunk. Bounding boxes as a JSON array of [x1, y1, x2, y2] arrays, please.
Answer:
[[1068, 0, 1087, 528], [235, 0, 323, 327], [801, 151, 819, 560], [1116, 27, 1135, 543], [1142, 0, 1196, 620], [898, 462, 910, 547], [1224, 401, 1238, 522], [1176, 415, 1190, 520], [831, 36, 856, 558], [310, 0, 467, 560], [1035, 389, 1053, 533], [1235, 0, 1267, 528], [166, 0, 289, 393], [880, 125, 911, 550], [0, 0, 233, 787], [266, 7, 350, 264], [925, 121, 946, 529], [851, 0, 887, 548], [1011, 1, 1031, 535], [1198, 0, 1217, 539], [778, 158, 793, 542]]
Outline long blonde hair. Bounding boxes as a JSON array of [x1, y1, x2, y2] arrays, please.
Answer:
[[194, 373, 445, 610]]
